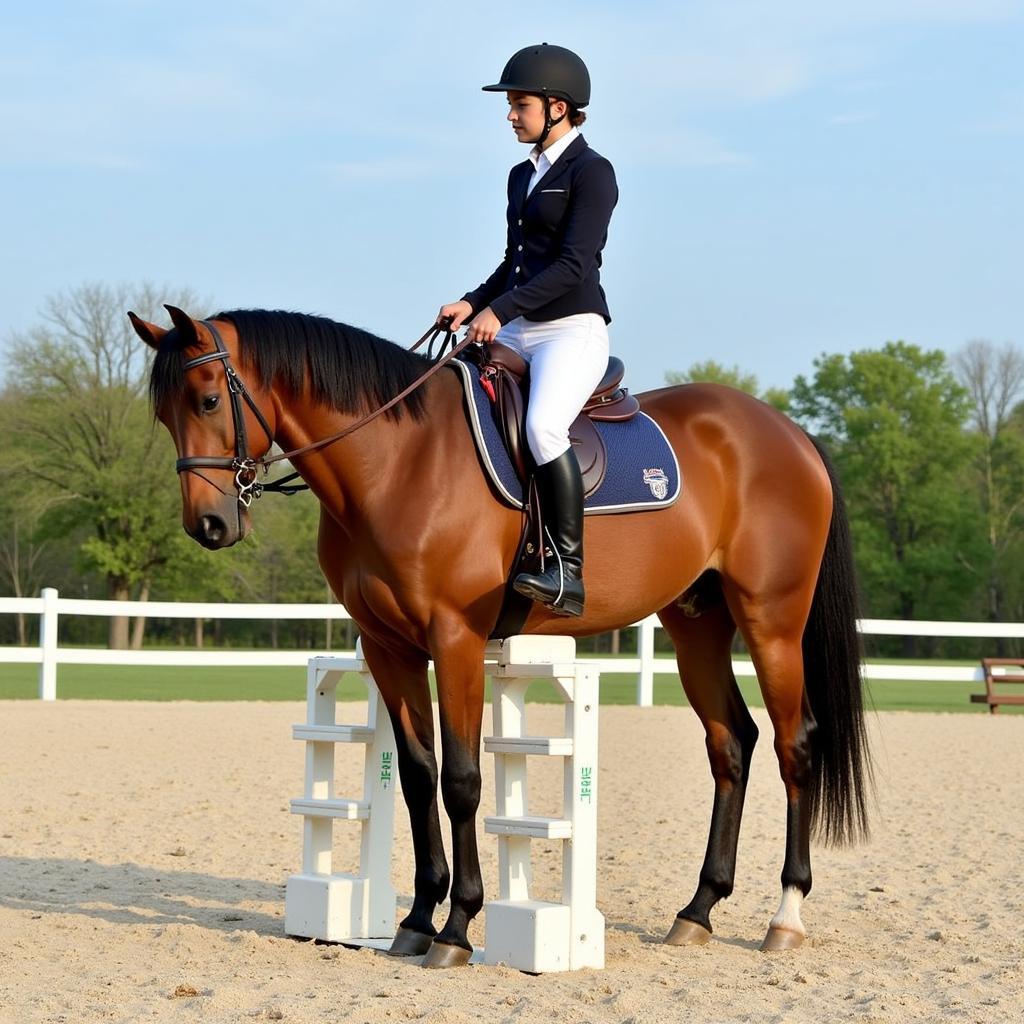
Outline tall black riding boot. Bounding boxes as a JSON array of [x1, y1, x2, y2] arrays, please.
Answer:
[[513, 449, 585, 617]]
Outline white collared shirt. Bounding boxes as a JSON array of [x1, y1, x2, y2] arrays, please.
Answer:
[[526, 126, 580, 197]]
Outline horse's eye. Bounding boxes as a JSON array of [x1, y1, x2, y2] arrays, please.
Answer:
[[202, 395, 220, 413]]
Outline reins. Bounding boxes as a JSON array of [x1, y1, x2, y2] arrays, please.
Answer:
[[260, 320, 470, 468], [175, 318, 472, 506]]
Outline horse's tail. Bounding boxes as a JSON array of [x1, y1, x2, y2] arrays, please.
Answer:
[[802, 434, 873, 846]]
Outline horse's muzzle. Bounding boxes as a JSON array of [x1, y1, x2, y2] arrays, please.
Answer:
[[189, 512, 241, 550]]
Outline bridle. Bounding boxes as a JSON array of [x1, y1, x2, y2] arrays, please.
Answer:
[[175, 318, 472, 510], [176, 320, 278, 508]]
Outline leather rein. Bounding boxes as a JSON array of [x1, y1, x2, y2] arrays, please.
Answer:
[[176, 319, 472, 507]]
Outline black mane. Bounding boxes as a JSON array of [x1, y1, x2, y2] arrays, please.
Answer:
[[149, 310, 431, 421]]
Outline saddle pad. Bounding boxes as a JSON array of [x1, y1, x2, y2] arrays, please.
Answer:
[[452, 358, 681, 515]]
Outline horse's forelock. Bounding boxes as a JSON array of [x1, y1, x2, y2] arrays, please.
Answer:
[[148, 327, 189, 413]]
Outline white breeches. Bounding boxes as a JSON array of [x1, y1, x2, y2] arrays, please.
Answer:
[[494, 312, 610, 465]]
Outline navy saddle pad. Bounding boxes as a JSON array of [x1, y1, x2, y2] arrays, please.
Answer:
[[451, 358, 681, 514]]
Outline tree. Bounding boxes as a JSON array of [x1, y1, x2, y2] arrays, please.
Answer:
[[790, 342, 984, 653], [665, 359, 790, 411], [0, 478, 61, 643], [0, 282, 204, 648], [953, 339, 1024, 636]]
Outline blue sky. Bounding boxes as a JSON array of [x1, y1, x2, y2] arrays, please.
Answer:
[[1, 0, 1021, 393]]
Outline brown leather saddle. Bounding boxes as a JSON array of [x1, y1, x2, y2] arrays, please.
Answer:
[[466, 341, 640, 495]]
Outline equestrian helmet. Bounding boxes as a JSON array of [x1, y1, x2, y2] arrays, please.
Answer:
[[482, 43, 591, 107]]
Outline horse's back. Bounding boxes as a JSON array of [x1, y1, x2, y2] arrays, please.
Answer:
[[638, 382, 829, 497]]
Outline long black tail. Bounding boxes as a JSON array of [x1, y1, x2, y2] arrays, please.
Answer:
[[802, 435, 873, 846]]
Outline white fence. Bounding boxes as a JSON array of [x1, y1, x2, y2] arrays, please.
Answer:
[[2, 588, 1022, 703]]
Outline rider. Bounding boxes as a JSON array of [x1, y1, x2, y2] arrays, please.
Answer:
[[438, 43, 618, 617]]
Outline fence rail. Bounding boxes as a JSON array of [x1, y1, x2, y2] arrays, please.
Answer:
[[1, 589, 1016, 703]]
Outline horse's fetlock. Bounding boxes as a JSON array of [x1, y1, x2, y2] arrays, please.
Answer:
[[416, 867, 450, 904], [782, 867, 813, 897], [452, 881, 485, 920], [699, 869, 734, 901]]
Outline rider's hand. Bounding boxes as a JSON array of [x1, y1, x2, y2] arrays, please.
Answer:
[[438, 300, 473, 331], [466, 307, 501, 344]]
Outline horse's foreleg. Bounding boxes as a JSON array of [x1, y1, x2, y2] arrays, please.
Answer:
[[358, 634, 450, 956], [420, 626, 487, 969], [659, 602, 759, 945]]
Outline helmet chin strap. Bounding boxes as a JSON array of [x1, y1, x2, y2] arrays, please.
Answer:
[[535, 94, 567, 147]]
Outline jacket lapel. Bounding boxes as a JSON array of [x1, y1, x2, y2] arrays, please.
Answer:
[[512, 161, 533, 214], [527, 134, 587, 204]]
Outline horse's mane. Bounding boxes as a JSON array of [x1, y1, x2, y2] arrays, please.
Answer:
[[149, 309, 431, 421]]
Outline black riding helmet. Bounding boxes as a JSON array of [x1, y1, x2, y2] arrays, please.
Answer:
[[482, 43, 591, 146], [483, 43, 591, 106]]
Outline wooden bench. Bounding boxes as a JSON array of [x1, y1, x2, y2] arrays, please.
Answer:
[[972, 658, 1024, 713]]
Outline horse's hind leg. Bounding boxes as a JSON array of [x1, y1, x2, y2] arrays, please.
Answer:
[[729, 588, 816, 951], [658, 595, 759, 945], [358, 633, 450, 956]]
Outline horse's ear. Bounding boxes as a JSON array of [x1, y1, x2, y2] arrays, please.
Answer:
[[164, 304, 200, 345], [127, 311, 169, 350]]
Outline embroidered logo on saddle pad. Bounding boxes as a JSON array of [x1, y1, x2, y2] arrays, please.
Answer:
[[453, 359, 682, 515], [643, 467, 670, 500]]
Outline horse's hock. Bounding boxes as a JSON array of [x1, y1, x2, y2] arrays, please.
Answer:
[[284, 638, 604, 973]]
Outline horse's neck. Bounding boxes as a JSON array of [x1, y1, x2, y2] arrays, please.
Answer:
[[272, 370, 459, 529]]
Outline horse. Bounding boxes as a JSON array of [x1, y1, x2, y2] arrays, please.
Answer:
[[130, 304, 871, 968]]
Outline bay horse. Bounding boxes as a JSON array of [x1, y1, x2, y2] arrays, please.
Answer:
[[130, 305, 870, 968]]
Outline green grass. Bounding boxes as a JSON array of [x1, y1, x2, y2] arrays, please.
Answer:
[[0, 663, 316, 701], [1, 660, 1019, 712]]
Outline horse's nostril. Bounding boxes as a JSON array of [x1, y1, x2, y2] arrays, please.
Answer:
[[200, 514, 227, 545]]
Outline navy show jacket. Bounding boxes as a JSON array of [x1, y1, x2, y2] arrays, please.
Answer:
[[462, 134, 618, 326]]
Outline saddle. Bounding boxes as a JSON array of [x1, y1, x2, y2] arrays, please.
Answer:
[[466, 341, 640, 495]]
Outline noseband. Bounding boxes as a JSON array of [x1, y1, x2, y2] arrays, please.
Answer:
[[174, 318, 471, 510]]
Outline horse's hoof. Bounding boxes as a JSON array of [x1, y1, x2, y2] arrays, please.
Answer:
[[421, 941, 473, 969], [388, 927, 435, 957], [760, 926, 805, 951], [664, 917, 712, 946]]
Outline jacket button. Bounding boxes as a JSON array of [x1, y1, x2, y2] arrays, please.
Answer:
[[515, 266, 521, 273], [517, 245, 523, 251], [517, 219, 523, 226]]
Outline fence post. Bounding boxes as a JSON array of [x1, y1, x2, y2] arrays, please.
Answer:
[[637, 616, 655, 707], [39, 587, 58, 701]]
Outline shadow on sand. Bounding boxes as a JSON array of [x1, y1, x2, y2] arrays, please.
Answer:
[[0, 855, 286, 935]]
